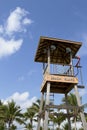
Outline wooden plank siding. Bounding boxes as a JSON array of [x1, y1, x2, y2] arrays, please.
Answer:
[[40, 74, 78, 93]]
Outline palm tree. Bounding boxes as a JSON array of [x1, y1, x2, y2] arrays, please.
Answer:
[[79, 128, 84, 130], [32, 99, 45, 115], [10, 124, 17, 130], [49, 111, 66, 130], [32, 99, 46, 128], [24, 106, 36, 130], [24, 123, 33, 130], [62, 93, 81, 130], [0, 100, 7, 129], [62, 93, 78, 106], [62, 122, 69, 130], [5, 100, 24, 130], [24, 99, 46, 129], [32, 99, 41, 112], [0, 100, 4, 119]]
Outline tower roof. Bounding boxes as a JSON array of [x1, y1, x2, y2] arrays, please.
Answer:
[[34, 36, 82, 64]]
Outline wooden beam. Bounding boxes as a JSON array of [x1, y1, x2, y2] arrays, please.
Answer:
[[45, 104, 81, 110], [50, 113, 78, 118], [45, 74, 78, 84]]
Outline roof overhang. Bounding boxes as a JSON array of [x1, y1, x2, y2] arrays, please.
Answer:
[[34, 36, 82, 64]]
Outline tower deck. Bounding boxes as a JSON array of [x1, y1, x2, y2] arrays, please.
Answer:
[[41, 74, 78, 93]]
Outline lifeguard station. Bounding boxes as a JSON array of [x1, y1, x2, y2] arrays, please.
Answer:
[[34, 36, 87, 130]]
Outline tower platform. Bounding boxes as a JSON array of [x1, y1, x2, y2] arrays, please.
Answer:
[[41, 74, 78, 93]]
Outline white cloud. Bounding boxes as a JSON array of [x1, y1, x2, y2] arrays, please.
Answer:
[[0, 25, 4, 33], [18, 76, 25, 81], [0, 7, 32, 58], [3, 92, 37, 111], [5, 7, 32, 35], [0, 37, 23, 58], [23, 18, 32, 25]]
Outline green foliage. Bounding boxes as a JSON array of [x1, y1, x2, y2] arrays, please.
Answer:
[[0, 100, 24, 130], [62, 122, 69, 130], [62, 93, 78, 106], [0, 93, 86, 129]]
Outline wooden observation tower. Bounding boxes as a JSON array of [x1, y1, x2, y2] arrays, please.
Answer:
[[34, 36, 87, 130]]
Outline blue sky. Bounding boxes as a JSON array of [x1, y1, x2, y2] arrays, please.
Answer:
[[0, 0, 87, 112]]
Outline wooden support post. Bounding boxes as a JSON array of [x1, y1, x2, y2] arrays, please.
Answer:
[[44, 82, 50, 130], [74, 85, 87, 130], [37, 92, 44, 130], [65, 93, 71, 130], [70, 51, 74, 76], [44, 46, 51, 130], [47, 46, 50, 74]]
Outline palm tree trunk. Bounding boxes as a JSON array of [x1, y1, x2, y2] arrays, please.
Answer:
[[30, 119, 33, 130], [57, 124, 60, 130], [74, 117, 77, 130], [8, 122, 11, 130]]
